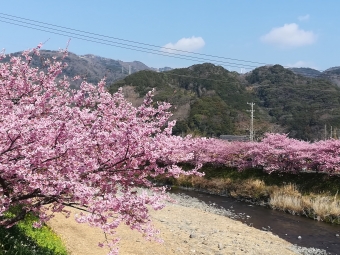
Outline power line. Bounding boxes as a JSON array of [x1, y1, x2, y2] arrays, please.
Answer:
[[0, 12, 268, 66], [0, 15, 260, 70], [0, 21, 257, 70], [1, 12, 339, 80], [2, 12, 337, 76]]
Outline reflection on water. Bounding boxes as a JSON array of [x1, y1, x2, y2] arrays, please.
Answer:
[[170, 188, 340, 255]]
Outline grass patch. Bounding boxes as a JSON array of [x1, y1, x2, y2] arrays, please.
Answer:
[[270, 185, 340, 223], [160, 164, 340, 224], [198, 164, 340, 196], [0, 212, 68, 255]]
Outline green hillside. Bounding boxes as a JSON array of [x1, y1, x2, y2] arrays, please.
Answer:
[[110, 63, 340, 141], [247, 65, 340, 140], [109, 63, 266, 137]]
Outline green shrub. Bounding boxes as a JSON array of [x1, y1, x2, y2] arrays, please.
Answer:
[[0, 212, 68, 255]]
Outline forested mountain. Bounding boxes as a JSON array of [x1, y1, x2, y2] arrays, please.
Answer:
[[109, 63, 266, 137], [288, 67, 321, 78], [110, 64, 340, 141], [320, 67, 340, 87], [290, 66, 340, 87], [1, 50, 155, 87], [246, 65, 340, 140]]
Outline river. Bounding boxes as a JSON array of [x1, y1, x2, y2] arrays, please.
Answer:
[[170, 188, 340, 255]]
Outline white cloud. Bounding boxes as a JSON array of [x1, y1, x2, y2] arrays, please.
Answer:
[[261, 23, 317, 48], [287, 61, 317, 69], [162, 36, 205, 53], [298, 14, 310, 21]]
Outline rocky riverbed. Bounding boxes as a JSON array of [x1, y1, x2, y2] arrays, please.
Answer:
[[48, 192, 329, 255]]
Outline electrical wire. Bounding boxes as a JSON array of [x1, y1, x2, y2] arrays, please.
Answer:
[[0, 12, 268, 66], [1, 12, 340, 80], [0, 15, 260, 69]]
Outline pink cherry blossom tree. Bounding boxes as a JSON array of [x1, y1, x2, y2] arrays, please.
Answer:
[[0, 45, 201, 254], [183, 133, 340, 175]]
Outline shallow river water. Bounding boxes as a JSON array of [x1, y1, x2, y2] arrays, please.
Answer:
[[170, 189, 340, 255]]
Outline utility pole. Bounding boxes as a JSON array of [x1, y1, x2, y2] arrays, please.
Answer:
[[247, 102, 255, 141], [335, 128, 337, 139], [324, 124, 327, 140], [331, 126, 333, 139]]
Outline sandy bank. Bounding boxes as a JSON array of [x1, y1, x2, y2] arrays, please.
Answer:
[[48, 193, 322, 255]]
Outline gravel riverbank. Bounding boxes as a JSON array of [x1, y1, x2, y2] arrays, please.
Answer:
[[48, 192, 329, 255]]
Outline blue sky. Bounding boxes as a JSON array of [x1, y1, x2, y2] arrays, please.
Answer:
[[0, 1, 339, 72]]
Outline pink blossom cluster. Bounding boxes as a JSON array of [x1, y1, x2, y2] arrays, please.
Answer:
[[0, 46, 201, 254], [185, 133, 340, 174]]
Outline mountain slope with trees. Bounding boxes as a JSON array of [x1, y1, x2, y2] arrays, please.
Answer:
[[247, 65, 340, 140], [109, 63, 274, 138], [1, 50, 154, 87], [110, 63, 340, 141], [290, 66, 340, 87]]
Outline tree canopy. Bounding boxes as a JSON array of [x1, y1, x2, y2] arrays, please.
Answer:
[[0, 45, 201, 254]]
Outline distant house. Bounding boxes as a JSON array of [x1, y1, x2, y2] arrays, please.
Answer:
[[219, 135, 249, 142]]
